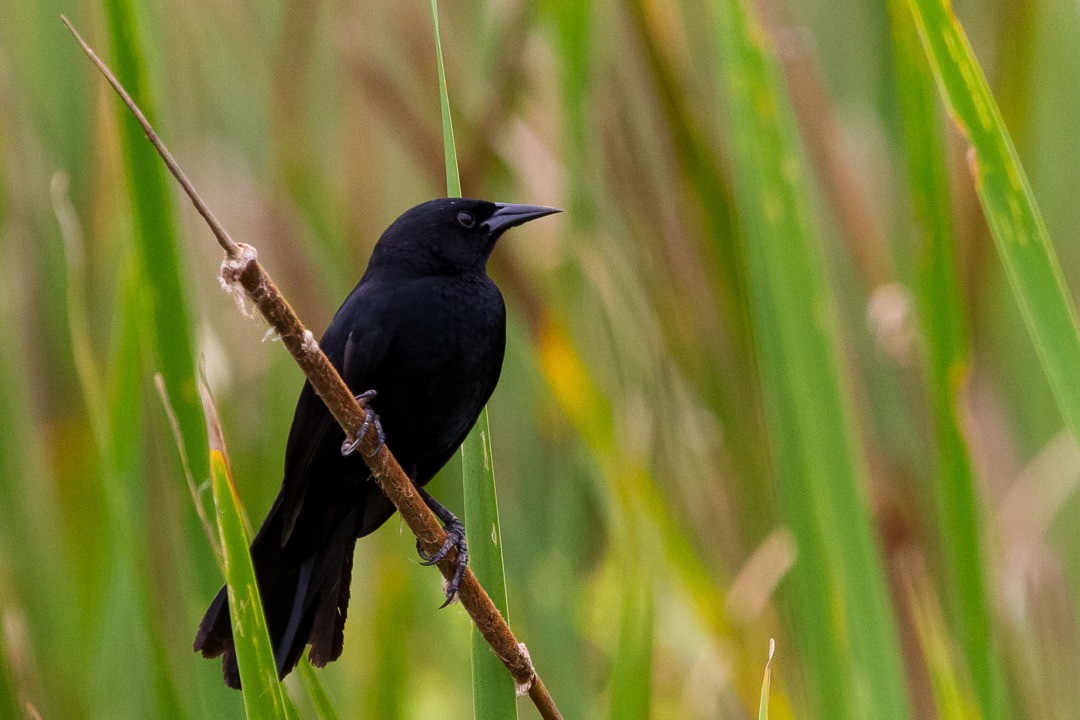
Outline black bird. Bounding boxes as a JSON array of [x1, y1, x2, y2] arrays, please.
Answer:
[[194, 198, 559, 688]]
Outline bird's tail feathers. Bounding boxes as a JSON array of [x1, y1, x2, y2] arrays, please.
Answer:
[[193, 504, 357, 689]]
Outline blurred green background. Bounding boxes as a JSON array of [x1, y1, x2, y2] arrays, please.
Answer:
[[2, 0, 1080, 717]]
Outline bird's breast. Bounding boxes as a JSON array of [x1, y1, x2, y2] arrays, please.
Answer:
[[366, 275, 506, 475]]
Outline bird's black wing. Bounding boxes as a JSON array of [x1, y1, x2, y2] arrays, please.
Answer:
[[278, 293, 392, 545]]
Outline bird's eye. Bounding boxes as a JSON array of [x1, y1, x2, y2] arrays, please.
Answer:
[[456, 211, 475, 228]]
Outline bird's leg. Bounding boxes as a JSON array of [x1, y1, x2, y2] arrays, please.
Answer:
[[415, 487, 469, 607], [340, 390, 385, 458]]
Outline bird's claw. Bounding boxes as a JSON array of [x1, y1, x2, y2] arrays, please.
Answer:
[[340, 390, 385, 458], [416, 518, 468, 607]]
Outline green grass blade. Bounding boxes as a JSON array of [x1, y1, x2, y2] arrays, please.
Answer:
[[607, 579, 653, 720], [96, 264, 161, 716], [888, 3, 1009, 718], [429, 1, 517, 717], [906, 0, 1080, 439], [430, 0, 461, 198], [759, 640, 775, 720], [461, 410, 517, 719], [89, 259, 186, 719], [97, 4, 214, 714], [103, 0, 209, 518], [902, 558, 981, 720], [547, 0, 594, 223], [207, 445, 293, 720], [711, 1, 911, 718], [200, 377, 293, 720], [298, 658, 340, 720]]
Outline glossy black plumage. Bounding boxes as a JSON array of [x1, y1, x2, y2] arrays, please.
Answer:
[[193, 198, 558, 687]]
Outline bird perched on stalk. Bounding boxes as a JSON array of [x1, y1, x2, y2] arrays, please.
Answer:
[[195, 198, 559, 688]]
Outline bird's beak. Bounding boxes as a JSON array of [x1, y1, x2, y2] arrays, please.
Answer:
[[482, 203, 561, 236]]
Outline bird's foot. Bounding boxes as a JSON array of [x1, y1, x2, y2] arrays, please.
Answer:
[[340, 390, 385, 458], [416, 517, 468, 608]]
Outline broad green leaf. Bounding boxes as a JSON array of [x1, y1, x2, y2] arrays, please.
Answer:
[[208, 447, 294, 720], [461, 411, 517, 719], [907, 0, 1080, 440], [711, 0, 911, 718]]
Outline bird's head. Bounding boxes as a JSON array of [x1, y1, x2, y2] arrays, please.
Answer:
[[368, 198, 560, 276]]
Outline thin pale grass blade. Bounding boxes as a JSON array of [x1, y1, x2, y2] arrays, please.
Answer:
[[429, 1, 517, 716], [202, 385, 296, 720], [759, 639, 775, 720], [711, 0, 911, 718], [50, 172, 106, 449], [155, 374, 220, 561], [298, 658, 340, 720], [887, 3, 1009, 718], [607, 579, 653, 720], [906, 0, 1080, 438], [50, 169, 123, 650]]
